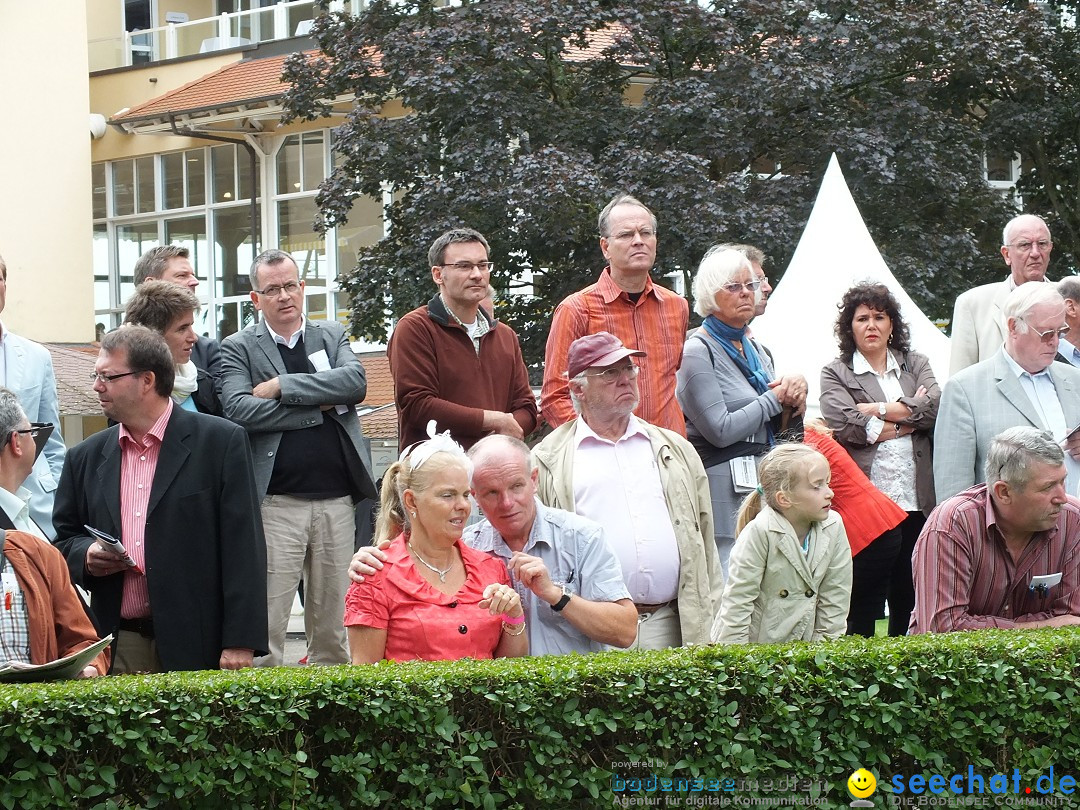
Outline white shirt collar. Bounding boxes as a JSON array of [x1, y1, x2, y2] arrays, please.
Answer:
[[265, 315, 306, 349], [852, 349, 900, 376], [573, 413, 648, 447]]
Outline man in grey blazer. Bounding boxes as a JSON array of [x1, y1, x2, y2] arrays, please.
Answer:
[[935, 282, 1080, 501], [948, 214, 1054, 375], [0, 252, 65, 538], [220, 249, 376, 667]]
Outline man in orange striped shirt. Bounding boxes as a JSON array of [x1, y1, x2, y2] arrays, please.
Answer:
[[541, 194, 689, 435]]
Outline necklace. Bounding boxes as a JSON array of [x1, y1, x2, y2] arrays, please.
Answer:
[[408, 541, 455, 582]]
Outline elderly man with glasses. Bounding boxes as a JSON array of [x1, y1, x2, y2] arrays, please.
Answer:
[[388, 227, 536, 452], [935, 283, 1080, 502], [219, 248, 377, 668], [949, 214, 1055, 375], [533, 332, 723, 650]]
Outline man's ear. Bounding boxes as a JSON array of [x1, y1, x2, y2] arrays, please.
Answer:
[[991, 479, 1013, 505]]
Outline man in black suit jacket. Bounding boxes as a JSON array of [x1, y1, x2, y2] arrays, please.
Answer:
[[53, 326, 267, 673]]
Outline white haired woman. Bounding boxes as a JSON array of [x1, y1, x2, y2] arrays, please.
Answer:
[[676, 247, 807, 574], [344, 424, 527, 663]]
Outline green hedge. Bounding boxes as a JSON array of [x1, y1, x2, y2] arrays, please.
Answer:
[[0, 630, 1078, 808]]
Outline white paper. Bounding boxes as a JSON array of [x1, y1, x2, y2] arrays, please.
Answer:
[[730, 456, 759, 493], [0, 635, 113, 682], [1030, 572, 1062, 592], [308, 350, 348, 414]]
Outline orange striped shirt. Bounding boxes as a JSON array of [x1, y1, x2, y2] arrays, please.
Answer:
[[541, 268, 689, 434]]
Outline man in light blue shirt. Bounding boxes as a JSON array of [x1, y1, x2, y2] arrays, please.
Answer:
[[349, 435, 637, 655]]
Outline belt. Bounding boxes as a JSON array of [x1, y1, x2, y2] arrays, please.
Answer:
[[635, 600, 677, 616], [119, 617, 155, 638]]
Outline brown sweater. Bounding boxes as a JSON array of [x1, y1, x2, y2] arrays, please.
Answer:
[[5, 530, 110, 676], [389, 295, 538, 451]]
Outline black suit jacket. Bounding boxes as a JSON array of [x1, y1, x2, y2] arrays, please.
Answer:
[[52, 406, 268, 671], [191, 335, 221, 380]]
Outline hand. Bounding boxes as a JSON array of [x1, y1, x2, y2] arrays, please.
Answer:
[[508, 552, 559, 604], [1063, 431, 1080, 462], [483, 410, 525, 440], [855, 402, 879, 417], [768, 375, 807, 411], [252, 377, 282, 400], [1040, 614, 1080, 628], [78, 665, 101, 678], [479, 583, 523, 618], [85, 543, 133, 578], [219, 647, 254, 669], [349, 542, 391, 584], [914, 385, 928, 398]]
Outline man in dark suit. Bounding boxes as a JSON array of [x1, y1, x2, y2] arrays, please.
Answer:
[[220, 249, 376, 667], [133, 245, 221, 379], [53, 326, 268, 673]]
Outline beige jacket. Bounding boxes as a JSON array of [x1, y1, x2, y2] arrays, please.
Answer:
[[712, 505, 852, 645], [532, 418, 723, 645]]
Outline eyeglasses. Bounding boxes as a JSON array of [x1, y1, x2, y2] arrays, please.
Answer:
[[5, 426, 40, 443], [720, 280, 763, 295], [90, 370, 145, 384], [1019, 317, 1069, 343], [1006, 240, 1052, 254], [608, 228, 656, 242], [583, 364, 640, 383], [439, 261, 494, 273], [253, 281, 302, 297]]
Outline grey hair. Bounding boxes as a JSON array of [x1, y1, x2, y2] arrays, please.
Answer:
[[468, 434, 535, 474], [568, 371, 589, 414], [1057, 277, 1080, 304], [1003, 281, 1065, 333], [0, 387, 27, 442], [986, 426, 1065, 488], [134, 245, 189, 286], [719, 243, 766, 268], [598, 194, 657, 238], [427, 228, 490, 268], [1002, 214, 1051, 247], [250, 249, 298, 290], [691, 246, 758, 319]]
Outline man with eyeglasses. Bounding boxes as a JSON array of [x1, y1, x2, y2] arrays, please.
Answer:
[[0, 252, 65, 539], [911, 426, 1080, 634], [949, 214, 1055, 375], [542, 194, 690, 435], [388, 227, 537, 451], [0, 386, 110, 677], [53, 326, 267, 673], [935, 283, 1080, 502], [219, 248, 377, 667], [533, 332, 723, 650]]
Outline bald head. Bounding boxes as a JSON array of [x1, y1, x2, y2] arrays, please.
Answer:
[[468, 435, 538, 545], [1001, 214, 1053, 285]]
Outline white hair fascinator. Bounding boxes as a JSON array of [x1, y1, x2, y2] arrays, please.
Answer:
[[400, 420, 468, 471]]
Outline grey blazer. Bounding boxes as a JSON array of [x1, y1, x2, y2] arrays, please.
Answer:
[[219, 318, 376, 500], [933, 349, 1080, 502], [819, 349, 940, 514]]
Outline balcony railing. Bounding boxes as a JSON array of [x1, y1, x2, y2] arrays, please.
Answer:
[[89, 0, 368, 72]]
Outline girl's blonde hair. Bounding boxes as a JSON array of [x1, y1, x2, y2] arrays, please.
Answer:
[[374, 451, 472, 544], [735, 443, 828, 534]]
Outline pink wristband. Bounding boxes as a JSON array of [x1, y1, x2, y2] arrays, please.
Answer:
[[501, 613, 525, 625]]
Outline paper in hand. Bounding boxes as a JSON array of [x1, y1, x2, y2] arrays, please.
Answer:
[[308, 349, 348, 415]]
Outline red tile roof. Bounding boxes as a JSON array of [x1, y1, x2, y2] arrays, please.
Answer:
[[356, 352, 397, 439]]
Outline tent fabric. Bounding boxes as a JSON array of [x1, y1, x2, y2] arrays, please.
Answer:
[[751, 154, 951, 418]]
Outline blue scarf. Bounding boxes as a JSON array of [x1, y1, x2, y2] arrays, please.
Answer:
[[702, 315, 772, 395]]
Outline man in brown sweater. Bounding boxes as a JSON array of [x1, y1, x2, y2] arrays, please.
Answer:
[[389, 228, 537, 451]]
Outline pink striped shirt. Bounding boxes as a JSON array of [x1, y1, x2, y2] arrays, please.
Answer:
[[118, 399, 174, 620], [909, 484, 1080, 633]]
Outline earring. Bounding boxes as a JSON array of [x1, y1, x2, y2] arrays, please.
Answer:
[[887, 333, 893, 345], [410, 510, 416, 518]]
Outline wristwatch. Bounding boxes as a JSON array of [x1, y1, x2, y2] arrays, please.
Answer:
[[877, 402, 887, 416], [552, 584, 572, 612]]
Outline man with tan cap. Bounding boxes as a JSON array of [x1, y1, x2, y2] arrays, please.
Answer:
[[532, 332, 723, 650]]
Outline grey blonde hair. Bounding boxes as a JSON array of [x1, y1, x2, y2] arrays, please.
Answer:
[[985, 427, 1064, 489], [735, 444, 828, 534], [691, 246, 757, 319], [374, 451, 473, 544]]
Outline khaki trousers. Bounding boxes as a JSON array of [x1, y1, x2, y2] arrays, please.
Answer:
[[255, 494, 354, 667], [630, 604, 683, 651], [114, 629, 163, 674]]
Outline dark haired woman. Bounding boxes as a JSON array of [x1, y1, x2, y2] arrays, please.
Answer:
[[820, 282, 940, 636]]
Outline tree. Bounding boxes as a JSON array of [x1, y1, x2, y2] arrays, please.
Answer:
[[282, 0, 1027, 375]]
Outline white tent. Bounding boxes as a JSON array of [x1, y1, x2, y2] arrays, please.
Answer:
[[751, 153, 951, 417]]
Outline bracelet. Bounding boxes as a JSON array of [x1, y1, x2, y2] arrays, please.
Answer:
[[894, 422, 901, 437], [501, 621, 526, 636], [501, 613, 525, 625]]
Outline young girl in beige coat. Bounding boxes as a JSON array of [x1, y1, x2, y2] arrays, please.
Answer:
[[713, 444, 852, 644]]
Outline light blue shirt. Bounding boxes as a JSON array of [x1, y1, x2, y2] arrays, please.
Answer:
[[1060, 342, 1080, 368], [464, 498, 631, 656]]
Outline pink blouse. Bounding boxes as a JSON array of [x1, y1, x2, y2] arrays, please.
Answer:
[[343, 533, 511, 662]]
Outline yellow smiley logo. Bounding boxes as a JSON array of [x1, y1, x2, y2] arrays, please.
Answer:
[[847, 768, 877, 799]]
